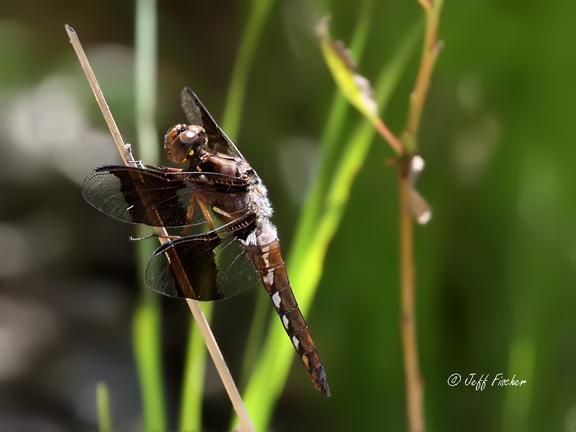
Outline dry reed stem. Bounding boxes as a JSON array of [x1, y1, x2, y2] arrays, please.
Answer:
[[65, 24, 254, 432], [367, 2, 442, 429], [398, 174, 424, 432], [397, 1, 442, 430]]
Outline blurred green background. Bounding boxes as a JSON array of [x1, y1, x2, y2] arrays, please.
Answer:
[[1, 0, 575, 431]]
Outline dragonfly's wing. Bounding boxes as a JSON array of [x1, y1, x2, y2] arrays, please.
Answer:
[[82, 165, 250, 228], [181, 88, 245, 159], [146, 214, 260, 300]]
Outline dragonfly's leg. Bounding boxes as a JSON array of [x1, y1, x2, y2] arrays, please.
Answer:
[[182, 192, 216, 236], [180, 194, 198, 237], [196, 196, 216, 230], [211, 205, 232, 219], [129, 232, 181, 241]]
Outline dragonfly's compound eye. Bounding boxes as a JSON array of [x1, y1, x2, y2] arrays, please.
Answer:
[[164, 124, 207, 164], [178, 125, 206, 146]]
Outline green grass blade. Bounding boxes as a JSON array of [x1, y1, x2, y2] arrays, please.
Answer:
[[320, 0, 374, 151], [179, 304, 213, 432], [317, 17, 380, 128], [222, 0, 275, 140], [238, 292, 269, 387], [236, 0, 375, 406], [236, 0, 375, 401], [502, 335, 535, 432], [135, 0, 158, 163], [238, 23, 420, 431], [133, 0, 166, 431], [292, 0, 375, 259], [134, 236, 166, 432], [179, 0, 274, 428], [96, 382, 112, 432]]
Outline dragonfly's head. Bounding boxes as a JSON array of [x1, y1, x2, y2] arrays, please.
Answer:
[[164, 124, 208, 164]]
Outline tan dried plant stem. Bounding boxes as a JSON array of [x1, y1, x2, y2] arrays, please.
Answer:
[[397, 1, 442, 430], [398, 171, 424, 432], [65, 25, 254, 432]]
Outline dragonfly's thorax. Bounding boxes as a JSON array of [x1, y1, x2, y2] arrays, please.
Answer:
[[195, 151, 272, 220], [195, 152, 256, 182], [189, 148, 275, 245]]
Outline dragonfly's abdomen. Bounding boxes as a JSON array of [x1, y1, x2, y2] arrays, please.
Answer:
[[252, 238, 330, 397]]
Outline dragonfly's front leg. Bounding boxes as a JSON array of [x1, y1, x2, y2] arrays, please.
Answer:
[[195, 194, 216, 230], [181, 192, 217, 238], [129, 232, 181, 242]]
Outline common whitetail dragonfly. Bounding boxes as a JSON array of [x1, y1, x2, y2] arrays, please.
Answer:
[[83, 88, 330, 396]]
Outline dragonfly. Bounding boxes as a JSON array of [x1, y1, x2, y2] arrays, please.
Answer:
[[82, 88, 330, 396]]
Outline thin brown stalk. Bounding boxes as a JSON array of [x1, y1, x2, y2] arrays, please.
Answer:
[[367, 2, 442, 430], [65, 25, 254, 432], [402, 0, 444, 153], [374, 118, 404, 155], [398, 174, 424, 432], [397, 1, 442, 430], [66, 25, 129, 164]]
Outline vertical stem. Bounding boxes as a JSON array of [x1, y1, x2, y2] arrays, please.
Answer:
[[133, 1, 166, 431], [221, 0, 275, 140], [135, 0, 158, 162], [134, 237, 166, 432], [96, 382, 112, 432], [238, 293, 269, 387], [402, 0, 443, 153], [182, 1, 274, 426], [396, 2, 442, 429], [398, 175, 424, 432], [185, 300, 255, 432], [179, 305, 213, 432]]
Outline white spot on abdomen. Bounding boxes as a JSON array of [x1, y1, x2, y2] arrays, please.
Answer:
[[272, 291, 281, 309], [291, 335, 300, 349], [263, 268, 275, 286], [282, 315, 290, 329], [262, 251, 270, 268]]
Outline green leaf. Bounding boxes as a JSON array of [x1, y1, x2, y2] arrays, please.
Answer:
[[316, 16, 380, 128]]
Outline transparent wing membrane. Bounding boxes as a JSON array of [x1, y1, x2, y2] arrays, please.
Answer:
[[145, 215, 260, 301], [181, 88, 245, 159], [82, 165, 249, 228]]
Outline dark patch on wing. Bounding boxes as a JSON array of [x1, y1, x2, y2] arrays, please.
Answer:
[[145, 214, 260, 300], [82, 165, 249, 228]]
